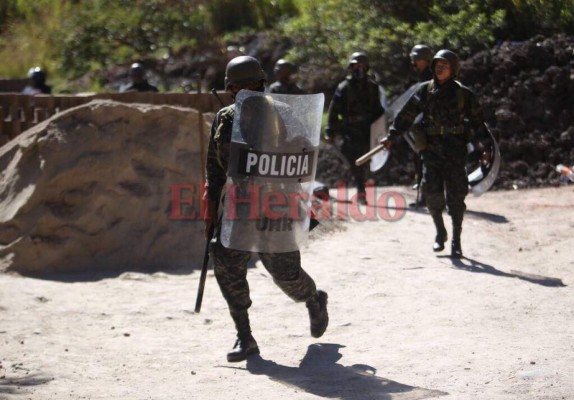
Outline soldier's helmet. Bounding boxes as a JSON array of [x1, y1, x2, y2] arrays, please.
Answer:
[[28, 67, 47, 84], [129, 63, 145, 78], [409, 44, 433, 62], [431, 49, 460, 77], [347, 51, 369, 68], [224, 56, 267, 90], [273, 59, 298, 75]]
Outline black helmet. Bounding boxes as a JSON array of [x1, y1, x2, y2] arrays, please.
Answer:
[[28, 66, 46, 84], [129, 63, 145, 77], [224, 56, 267, 90], [431, 49, 460, 77], [409, 44, 433, 62], [348, 51, 369, 68], [273, 59, 297, 75]]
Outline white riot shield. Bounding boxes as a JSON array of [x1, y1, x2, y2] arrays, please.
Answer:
[[369, 84, 423, 172], [221, 90, 324, 252], [369, 85, 390, 172]]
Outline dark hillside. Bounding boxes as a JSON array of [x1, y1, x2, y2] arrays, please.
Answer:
[[316, 34, 574, 191]]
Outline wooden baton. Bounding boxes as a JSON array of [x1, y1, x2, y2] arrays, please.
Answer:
[[355, 144, 387, 166]]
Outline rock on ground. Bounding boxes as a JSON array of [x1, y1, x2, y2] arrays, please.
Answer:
[[0, 100, 210, 274]]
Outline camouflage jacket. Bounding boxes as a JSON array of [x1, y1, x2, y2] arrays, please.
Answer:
[[206, 105, 235, 203], [390, 78, 487, 157], [326, 76, 385, 140]]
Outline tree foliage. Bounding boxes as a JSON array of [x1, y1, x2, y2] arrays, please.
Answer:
[[53, 0, 213, 84], [207, 0, 298, 33], [0, 0, 572, 91]]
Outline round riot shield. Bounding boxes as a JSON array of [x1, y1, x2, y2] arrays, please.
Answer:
[[221, 90, 324, 252], [467, 124, 501, 196]]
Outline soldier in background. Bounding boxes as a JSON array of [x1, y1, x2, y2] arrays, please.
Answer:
[[268, 59, 304, 94], [408, 44, 434, 207], [22, 67, 52, 95], [410, 44, 433, 82], [324, 52, 385, 204], [119, 63, 159, 93], [204, 55, 328, 362], [380, 49, 489, 258]]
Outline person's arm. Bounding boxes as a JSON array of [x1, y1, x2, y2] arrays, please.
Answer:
[[204, 111, 229, 238], [325, 83, 346, 143]]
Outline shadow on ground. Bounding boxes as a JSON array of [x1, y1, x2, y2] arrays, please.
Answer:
[[449, 256, 566, 287], [0, 373, 52, 396], [241, 343, 447, 400]]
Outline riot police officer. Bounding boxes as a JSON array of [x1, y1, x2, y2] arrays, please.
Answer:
[[119, 63, 159, 93], [381, 49, 488, 258], [204, 55, 328, 362], [410, 44, 433, 82], [268, 59, 304, 94], [325, 52, 385, 204], [22, 67, 52, 95]]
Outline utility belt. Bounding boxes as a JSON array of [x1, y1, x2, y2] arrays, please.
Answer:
[[426, 125, 465, 136], [412, 125, 465, 152]]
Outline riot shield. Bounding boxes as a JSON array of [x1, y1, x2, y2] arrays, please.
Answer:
[[369, 83, 422, 172], [221, 90, 324, 252], [467, 124, 501, 196], [369, 85, 391, 172], [386, 83, 422, 122]]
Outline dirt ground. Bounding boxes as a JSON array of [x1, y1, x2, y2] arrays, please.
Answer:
[[1, 185, 573, 400]]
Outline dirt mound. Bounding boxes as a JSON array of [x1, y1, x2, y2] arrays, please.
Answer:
[[316, 34, 574, 190]]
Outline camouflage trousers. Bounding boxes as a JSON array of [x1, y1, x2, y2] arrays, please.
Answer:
[[210, 234, 317, 314], [422, 151, 468, 225]]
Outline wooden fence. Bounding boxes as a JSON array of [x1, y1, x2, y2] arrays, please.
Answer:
[[0, 78, 29, 93], [0, 91, 233, 140]]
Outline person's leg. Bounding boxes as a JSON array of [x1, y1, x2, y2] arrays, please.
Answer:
[[211, 238, 259, 362], [259, 251, 329, 338], [422, 153, 447, 251], [415, 154, 426, 206], [342, 141, 368, 204], [445, 162, 469, 258]]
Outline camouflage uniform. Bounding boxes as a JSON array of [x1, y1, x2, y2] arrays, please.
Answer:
[[388, 77, 487, 251], [326, 75, 384, 194], [206, 104, 318, 315]]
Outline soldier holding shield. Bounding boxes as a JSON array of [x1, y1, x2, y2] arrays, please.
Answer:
[[380, 49, 491, 258], [325, 52, 385, 204], [204, 56, 328, 362]]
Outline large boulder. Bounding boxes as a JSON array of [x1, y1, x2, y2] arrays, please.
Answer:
[[0, 100, 212, 274]]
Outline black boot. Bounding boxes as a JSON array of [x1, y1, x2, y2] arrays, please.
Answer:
[[306, 290, 329, 338], [227, 311, 260, 362], [432, 214, 447, 252], [451, 226, 463, 258]]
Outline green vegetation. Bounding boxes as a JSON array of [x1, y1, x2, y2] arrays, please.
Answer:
[[0, 0, 572, 92]]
